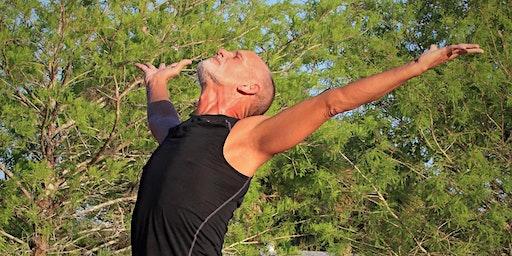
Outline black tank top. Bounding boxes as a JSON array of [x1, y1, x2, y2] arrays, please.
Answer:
[[131, 114, 251, 256]]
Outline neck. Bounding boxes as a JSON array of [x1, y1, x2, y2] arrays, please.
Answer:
[[194, 83, 250, 119]]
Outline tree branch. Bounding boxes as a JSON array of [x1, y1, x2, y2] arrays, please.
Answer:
[[0, 163, 33, 201], [52, 119, 76, 138], [339, 151, 399, 220], [85, 238, 118, 254], [0, 229, 27, 246], [74, 195, 136, 216], [87, 76, 122, 168]]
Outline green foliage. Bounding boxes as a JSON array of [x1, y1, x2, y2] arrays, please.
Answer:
[[0, 0, 510, 255]]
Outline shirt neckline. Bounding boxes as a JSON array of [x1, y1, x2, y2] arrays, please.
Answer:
[[190, 113, 240, 120]]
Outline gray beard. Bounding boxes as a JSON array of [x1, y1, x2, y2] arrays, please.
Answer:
[[196, 61, 220, 87], [196, 61, 207, 87]]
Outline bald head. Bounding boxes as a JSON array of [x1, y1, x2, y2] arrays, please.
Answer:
[[196, 49, 274, 116]]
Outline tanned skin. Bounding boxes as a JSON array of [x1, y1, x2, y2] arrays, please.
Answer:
[[135, 44, 483, 177]]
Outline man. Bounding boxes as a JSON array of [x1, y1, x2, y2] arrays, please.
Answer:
[[131, 44, 483, 255]]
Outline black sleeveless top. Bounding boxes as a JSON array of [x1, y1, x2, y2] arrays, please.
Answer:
[[131, 114, 251, 256]]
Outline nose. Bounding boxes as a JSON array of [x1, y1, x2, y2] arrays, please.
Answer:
[[217, 48, 233, 59]]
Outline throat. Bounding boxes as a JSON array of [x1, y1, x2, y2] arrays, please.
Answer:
[[194, 87, 249, 119]]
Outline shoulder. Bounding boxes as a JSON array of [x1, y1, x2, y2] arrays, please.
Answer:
[[230, 114, 271, 149], [233, 114, 271, 130], [224, 114, 273, 177], [230, 114, 273, 141]]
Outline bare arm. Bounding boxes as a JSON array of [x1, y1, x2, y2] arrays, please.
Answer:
[[135, 60, 192, 144], [250, 44, 484, 156]]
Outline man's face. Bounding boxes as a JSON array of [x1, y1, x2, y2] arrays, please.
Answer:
[[197, 49, 270, 89]]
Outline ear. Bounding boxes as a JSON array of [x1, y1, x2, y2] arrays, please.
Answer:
[[236, 83, 260, 95]]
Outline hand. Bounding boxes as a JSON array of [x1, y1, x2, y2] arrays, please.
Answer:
[[135, 59, 192, 85], [414, 44, 484, 74]]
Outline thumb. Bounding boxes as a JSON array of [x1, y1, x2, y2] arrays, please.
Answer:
[[164, 59, 192, 77], [174, 59, 192, 71], [168, 59, 192, 70]]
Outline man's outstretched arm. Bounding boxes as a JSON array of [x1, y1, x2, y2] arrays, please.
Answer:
[[135, 60, 192, 144], [250, 44, 484, 157]]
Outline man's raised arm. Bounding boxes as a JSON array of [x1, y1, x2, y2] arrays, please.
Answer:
[[250, 44, 483, 157], [135, 60, 192, 144]]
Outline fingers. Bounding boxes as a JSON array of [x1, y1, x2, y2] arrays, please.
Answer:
[[449, 43, 483, 52], [167, 59, 192, 71], [135, 62, 160, 72], [177, 59, 193, 69], [146, 62, 156, 69], [136, 59, 193, 77], [135, 63, 148, 72], [464, 48, 485, 53], [445, 43, 484, 61], [455, 43, 481, 49], [451, 44, 484, 54], [448, 52, 461, 61], [156, 59, 193, 78]]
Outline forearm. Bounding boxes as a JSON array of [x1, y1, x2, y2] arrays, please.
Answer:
[[136, 60, 192, 143], [146, 79, 178, 118], [327, 61, 425, 114], [146, 79, 180, 143]]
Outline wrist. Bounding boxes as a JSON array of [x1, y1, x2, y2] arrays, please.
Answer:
[[146, 77, 168, 87], [408, 60, 428, 77]]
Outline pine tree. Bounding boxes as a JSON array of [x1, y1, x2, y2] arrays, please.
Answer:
[[0, 0, 510, 255]]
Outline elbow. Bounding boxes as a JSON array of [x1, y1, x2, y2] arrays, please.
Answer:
[[148, 118, 168, 144], [324, 88, 356, 117], [148, 123, 164, 144], [326, 105, 343, 118], [147, 115, 180, 144]]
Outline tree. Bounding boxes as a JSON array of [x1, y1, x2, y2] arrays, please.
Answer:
[[0, 0, 510, 255]]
